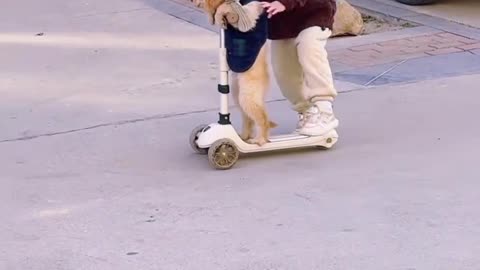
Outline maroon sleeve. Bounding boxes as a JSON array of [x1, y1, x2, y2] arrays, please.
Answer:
[[275, 0, 308, 10]]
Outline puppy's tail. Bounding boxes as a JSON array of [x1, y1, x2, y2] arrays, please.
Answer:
[[269, 121, 278, 128]]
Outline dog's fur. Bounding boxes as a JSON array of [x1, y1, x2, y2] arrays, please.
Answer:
[[202, 0, 276, 146]]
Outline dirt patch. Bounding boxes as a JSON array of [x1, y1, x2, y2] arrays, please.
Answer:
[[361, 12, 417, 35]]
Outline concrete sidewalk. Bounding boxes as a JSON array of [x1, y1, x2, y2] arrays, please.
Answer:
[[349, 0, 480, 40], [377, 0, 480, 29], [2, 72, 480, 270], [1, 1, 480, 269]]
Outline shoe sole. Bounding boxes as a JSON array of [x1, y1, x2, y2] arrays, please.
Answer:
[[298, 120, 339, 136]]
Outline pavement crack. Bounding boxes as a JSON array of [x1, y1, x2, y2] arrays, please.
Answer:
[[0, 108, 217, 144], [295, 193, 312, 202], [1, 98, 282, 143], [3, 92, 385, 144], [75, 8, 153, 18], [364, 59, 408, 86]]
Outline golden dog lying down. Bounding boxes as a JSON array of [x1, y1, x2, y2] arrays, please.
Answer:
[[202, 0, 277, 146]]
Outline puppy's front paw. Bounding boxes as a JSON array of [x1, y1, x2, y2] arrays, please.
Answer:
[[213, 3, 233, 28], [248, 136, 268, 146], [207, 14, 215, 25], [215, 15, 228, 29], [240, 132, 253, 141]]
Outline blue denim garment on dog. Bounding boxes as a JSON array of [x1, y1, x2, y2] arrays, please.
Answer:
[[224, 0, 268, 73]]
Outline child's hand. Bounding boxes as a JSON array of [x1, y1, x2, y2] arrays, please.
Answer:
[[260, 1, 286, 18]]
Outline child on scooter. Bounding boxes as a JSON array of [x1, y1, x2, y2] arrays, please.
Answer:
[[261, 0, 339, 136]]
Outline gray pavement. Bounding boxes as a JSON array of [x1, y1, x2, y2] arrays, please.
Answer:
[[2, 1, 480, 269], [349, 0, 480, 40], [336, 50, 480, 86], [377, 0, 480, 29]]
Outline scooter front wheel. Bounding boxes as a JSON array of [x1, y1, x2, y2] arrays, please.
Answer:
[[208, 139, 239, 170], [189, 124, 209, 155]]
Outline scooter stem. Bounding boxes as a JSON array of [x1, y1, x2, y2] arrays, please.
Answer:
[[218, 28, 230, 125]]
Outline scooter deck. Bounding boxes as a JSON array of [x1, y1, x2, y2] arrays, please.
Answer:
[[235, 130, 338, 153], [196, 123, 338, 154], [268, 133, 309, 142]]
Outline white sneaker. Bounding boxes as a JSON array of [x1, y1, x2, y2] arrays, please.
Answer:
[[298, 101, 339, 136], [295, 112, 306, 132]]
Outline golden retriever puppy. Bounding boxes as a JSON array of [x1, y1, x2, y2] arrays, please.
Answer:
[[202, 0, 276, 146]]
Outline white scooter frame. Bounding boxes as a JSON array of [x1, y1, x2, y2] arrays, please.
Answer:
[[190, 28, 338, 170]]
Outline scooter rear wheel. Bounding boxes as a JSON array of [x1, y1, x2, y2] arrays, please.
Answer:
[[208, 139, 239, 170]]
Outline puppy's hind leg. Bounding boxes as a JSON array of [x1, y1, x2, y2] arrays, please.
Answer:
[[238, 45, 274, 146], [237, 75, 271, 146], [231, 73, 254, 141]]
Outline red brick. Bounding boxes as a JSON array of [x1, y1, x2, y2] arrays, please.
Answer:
[[332, 52, 383, 67], [403, 52, 430, 60], [334, 57, 369, 67], [358, 49, 383, 57], [436, 32, 457, 38], [406, 35, 438, 43], [457, 43, 480, 51], [383, 52, 426, 62], [377, 38, 439, 55], [429, 41, 466, 49], [435, 32, 477, 44], [376, 45, 404, 54], [378, 39, 414, 47], [349, 44, 383, 52], [400, 45, 436, 54], [425, 47, 464, 56], [328, 34, 475, 68]]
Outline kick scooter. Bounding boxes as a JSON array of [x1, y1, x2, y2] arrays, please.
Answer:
[[189, 28, 339, 170]]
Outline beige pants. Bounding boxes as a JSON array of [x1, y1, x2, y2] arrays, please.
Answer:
[[270, 26, 337, 113]]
